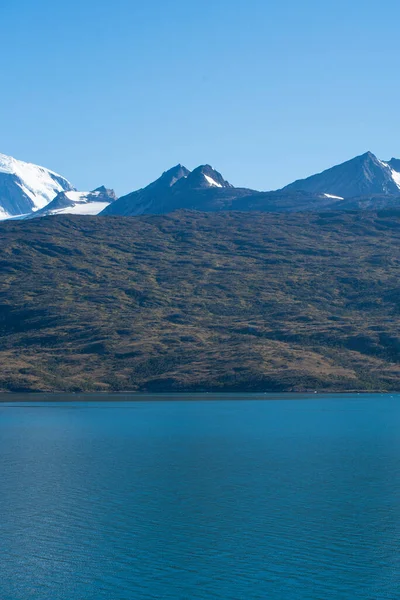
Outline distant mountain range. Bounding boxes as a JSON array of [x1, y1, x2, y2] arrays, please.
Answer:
[[103, 152, 400, 216], [102, 164, 252, 216], [1, 151, 400, 220]]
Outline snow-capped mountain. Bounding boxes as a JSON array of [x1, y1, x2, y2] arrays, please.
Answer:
[[0, 153, 75, 218], [181, 164, 233, 190], [102, 164, 240, 216], [30, 187, 117, 218], [102, 162, 345, 216], [3, 150, 400, 220], [101, 164, 190, 216], [281, 151, 400, 198]]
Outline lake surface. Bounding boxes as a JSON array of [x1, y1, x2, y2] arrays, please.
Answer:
[[1, 394, 400, 599]]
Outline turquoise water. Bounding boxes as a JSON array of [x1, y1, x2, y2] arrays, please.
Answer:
[[1, 394, 400, 599]]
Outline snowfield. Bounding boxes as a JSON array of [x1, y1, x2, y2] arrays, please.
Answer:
[[0, 152, 75, 215], [46, 201, 111, 216], [204, 174, 223, 188], [324, 193, 344, 200]]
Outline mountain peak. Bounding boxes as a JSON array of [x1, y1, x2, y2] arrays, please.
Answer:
[[102, 163, 238, 217], [282, 152, 400, 198], [0, 152, 74, 218], [158, 164, 190, 188], [387, 158, 400, 172], [0, 152, 69, 180], [186, 165, 233, 189], [93, 186, 118, 200], [349, 151, 380, 166]]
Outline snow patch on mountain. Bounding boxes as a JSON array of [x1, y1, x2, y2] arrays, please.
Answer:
[[49, 201, 111, 216], [30, 186, 117, 218], [64, 191, 96, 203], [204, 174, 223, 188], [374, 159, 400, 190], [324, 193, 344, 200], [390, 169, 400, 190]]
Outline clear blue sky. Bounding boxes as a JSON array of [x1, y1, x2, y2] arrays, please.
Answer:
[[1, 0, 400, 195]]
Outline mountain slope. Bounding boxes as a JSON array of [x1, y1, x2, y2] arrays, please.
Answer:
[[31, 187, 117, 218], [102, 163, 350, 216], [2, 211, 400, 393], [0, 153, 75, 218], [104, 154, 400, 217], [102, 164, 190, 216], [281, 152, 400, 198], [102, 164, 248, 216]]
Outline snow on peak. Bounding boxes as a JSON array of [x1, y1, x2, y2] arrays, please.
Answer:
[[0, 152, 75, 213], [204, 174, 223, 188], [0, 152, 63, 179]]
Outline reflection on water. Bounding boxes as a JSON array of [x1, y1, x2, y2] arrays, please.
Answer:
[[1, 394, 400, 599]]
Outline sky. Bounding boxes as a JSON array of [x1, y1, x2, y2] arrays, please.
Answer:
[[1, 0, 400, 196]]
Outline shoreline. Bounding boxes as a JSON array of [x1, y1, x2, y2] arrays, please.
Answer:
[[0, 390, 399, 403]]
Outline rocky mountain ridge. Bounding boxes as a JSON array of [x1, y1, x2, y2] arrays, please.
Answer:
[[2, 151, 400, 219]]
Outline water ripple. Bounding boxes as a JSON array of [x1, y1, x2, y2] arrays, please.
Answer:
[[1, 395, 400, 599]]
